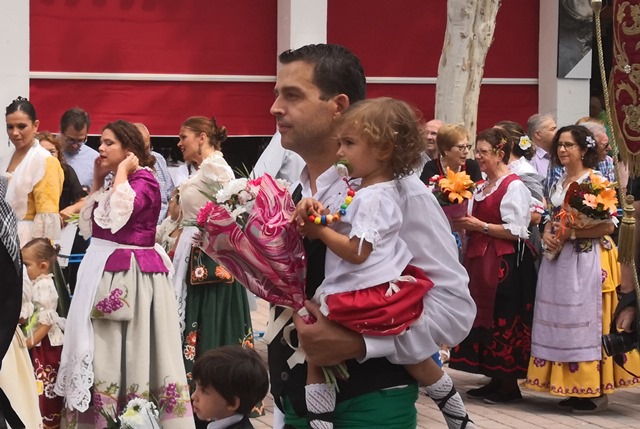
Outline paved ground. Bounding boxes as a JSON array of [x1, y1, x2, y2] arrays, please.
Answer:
[[249, 298, 640, 428]]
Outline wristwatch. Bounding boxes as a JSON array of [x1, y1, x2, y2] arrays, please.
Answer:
[[483, 223, 489, 234]]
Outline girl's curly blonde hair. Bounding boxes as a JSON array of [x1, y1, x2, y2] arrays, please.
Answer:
[[338, 97, 424, 178]]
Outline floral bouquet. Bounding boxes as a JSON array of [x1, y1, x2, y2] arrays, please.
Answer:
[[196, 174, 311, 323], [544, 172, 618, 261], [100, 398, 161, 429], [427, 167, 477, 220], [427, 167, 478, 251]]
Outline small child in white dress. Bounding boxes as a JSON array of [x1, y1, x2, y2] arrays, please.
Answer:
[[22, 238, 65, 428], [292, 98, 475, 429]]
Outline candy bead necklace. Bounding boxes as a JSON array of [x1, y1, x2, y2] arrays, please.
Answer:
[[309, 178, 356, 225]]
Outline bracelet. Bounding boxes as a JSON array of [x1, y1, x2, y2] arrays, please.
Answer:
[[483, 223, 489, 234]]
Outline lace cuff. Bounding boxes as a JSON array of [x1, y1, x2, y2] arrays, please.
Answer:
[[503, 223, 530, 239], [32, 212, 61, 241], [54, 352, 94, 412], [93, 182, 136, 234], [37, 308, 59, 326]]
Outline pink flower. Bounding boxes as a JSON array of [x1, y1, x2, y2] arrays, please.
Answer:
[[196, 201, 216, 227]]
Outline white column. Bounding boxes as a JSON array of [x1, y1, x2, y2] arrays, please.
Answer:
[[538, 0, 590, 127], [276, 0, 327, 56], [0, 1, 30, 158]]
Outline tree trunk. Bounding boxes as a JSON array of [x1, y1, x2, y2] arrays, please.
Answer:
[[435, 0, 501, 142]]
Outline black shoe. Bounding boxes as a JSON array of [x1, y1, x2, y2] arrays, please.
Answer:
[[483, 389, 523, 404], [466, 383, 497, 398], [571, 396, 608, 414], [557, 397, 580, 408]]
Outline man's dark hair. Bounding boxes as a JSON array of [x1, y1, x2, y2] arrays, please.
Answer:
[[192, 345, 269, 415], [60, 107, 91, 133], [279, 43, 366, 103]]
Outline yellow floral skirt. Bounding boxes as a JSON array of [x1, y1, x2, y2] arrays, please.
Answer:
[[526, 239, 640, 398]]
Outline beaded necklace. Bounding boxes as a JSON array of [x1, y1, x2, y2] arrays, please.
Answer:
[[308, 179, 356, 225]]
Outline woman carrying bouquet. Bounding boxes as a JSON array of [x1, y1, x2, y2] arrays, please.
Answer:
[[55, 120, 194, 428], [171, 118, 252, 412], [419, 123, 483, 185], [525, 125, 640, 413], [448, 127, 537, 404]]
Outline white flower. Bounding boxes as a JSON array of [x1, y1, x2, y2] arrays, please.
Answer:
[[586, 135, 596, 148], [120, 398, 160, 429], [230, 206, 247, 221], [216, 178, 248, 204], [276, 178, 291, 189], [518, 135, 532, 150], [625, 64, 632, 74], [236, 189, 255, 205]]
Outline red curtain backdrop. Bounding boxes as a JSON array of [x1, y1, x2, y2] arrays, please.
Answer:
[[328, 1, 540, 131], [30, 1, 538, 136], [29, 0, 278, 135]]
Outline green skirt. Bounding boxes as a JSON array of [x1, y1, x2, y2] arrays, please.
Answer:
[[181, 257, 253, 385]]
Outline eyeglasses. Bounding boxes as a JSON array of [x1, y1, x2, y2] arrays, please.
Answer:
[[63, 135, 87, 146], [557, 142, 578, 150], [454, 144, 472, 151], [474, 149, 493, 157]]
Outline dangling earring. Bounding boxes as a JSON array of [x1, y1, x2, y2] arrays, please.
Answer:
[[197, 144, 202, 156], [581, 154, 584, 160]]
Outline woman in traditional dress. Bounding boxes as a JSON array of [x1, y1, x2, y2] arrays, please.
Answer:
[[449, 127, 537, 403], [419, 123, 483, 184], [2, 97, 63, 247], [171, 117, 253, 427], [497, 120, 545, 264], [525, 125, 640, 413], [55, 120, 194, 428]]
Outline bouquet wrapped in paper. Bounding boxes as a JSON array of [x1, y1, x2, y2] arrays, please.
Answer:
[[427, 167, 478, 250], [544, 172, 618, 261], [196, 174, 311, 323]]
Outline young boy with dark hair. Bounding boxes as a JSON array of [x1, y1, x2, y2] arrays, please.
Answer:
[[191, 345, 269, 429]]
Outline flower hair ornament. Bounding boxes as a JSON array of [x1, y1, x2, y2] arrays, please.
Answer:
[[494, 138, 507, 153], [585, 135, 596, 149], [518, 135, 532, 150]]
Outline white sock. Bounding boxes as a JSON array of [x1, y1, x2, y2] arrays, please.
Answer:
[[305, 383, 336, 429], [423, 372, 475, 429]]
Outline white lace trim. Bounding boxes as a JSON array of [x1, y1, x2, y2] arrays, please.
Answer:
[[32, 212, 61, 240], [78, 191, 101, 239], [473, 174, 511, 202], [54, 351, 94, 412], [93, 182, 136, 234], [1, 140, 50, 220]]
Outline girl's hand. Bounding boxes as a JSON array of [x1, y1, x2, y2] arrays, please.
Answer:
[[551, 221, 571, 242], [290, 198, 326, 225], [118, 152, 139, 175], [297, 219, 325, 240]]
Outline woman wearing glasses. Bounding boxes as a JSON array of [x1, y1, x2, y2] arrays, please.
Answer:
[[419, 123, 483, 183], [525, 125, 640, 412], [448, 127, 537, 404], [1, 97, 63, 246]]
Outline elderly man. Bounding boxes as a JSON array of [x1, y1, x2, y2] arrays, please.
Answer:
[[416, 119, 443, 176], [527, 113, 558, 179], [134, 123, 175, 223]]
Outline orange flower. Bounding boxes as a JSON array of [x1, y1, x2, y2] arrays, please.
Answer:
[[589, 172, 611, 192], [596, 187, 618, 214], [438, 167, 474, 204], [215, 265, 232, 280]]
